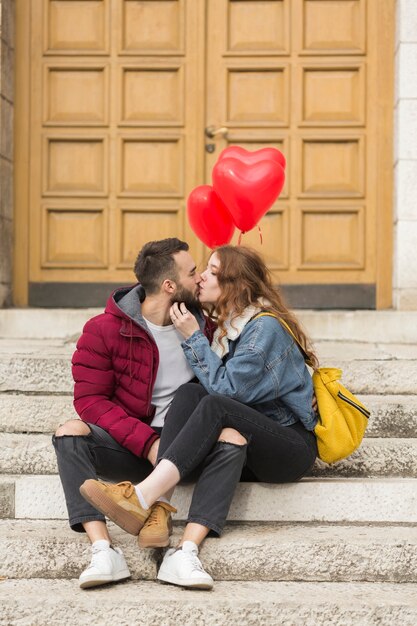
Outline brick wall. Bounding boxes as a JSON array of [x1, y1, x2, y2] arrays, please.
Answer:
[[0, 0, 14, 307], [394, 0, 417, 309]]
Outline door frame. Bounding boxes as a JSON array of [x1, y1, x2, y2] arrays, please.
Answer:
[[373, 0, 395, 308], [13, 0, 31, 306]]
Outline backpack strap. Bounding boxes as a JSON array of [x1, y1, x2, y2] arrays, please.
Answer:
[[252, 312, 314, 368]]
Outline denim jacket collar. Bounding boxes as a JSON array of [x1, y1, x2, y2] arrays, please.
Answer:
[[211, 298, 270, 358]]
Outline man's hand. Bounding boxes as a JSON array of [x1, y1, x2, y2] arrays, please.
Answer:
[[147, 439, 160, 466], [170, 302, 200, 339]]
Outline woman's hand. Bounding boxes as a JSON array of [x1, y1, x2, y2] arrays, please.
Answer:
[[170, 302, 200, 339]]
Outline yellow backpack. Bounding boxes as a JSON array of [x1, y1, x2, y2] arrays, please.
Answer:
[[253, 312, 370, 464]]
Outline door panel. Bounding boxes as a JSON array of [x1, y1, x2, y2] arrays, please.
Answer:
[[205, 0, 394, 306]]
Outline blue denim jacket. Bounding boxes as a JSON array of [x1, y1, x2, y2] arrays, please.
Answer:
[[182, 314, 318, 431]]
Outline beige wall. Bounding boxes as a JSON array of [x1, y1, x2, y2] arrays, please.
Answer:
[[0, 0, 14, 307], [394, 0, 417, 309]]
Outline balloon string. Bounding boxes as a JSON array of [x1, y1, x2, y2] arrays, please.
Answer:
[[238, 228, 262, 245]]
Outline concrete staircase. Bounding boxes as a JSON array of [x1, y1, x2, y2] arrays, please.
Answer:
[[1, 309, 417, 625]]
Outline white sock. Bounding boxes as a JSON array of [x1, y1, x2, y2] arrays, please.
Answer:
[[157, 496, 171, 505], [92, 539, 111, 551], [134, 485, 150, 510], [181, 541, 198, 553], [134, 460, 180, 510]]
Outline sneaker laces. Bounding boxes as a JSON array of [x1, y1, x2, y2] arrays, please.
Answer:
[[145, 505, 164, 528], [181, 549, 206, 573], [85, 546, 110, 571], [113, 481, 135, 497]]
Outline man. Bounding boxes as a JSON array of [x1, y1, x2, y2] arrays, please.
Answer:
[[53, 238, 246, 590]]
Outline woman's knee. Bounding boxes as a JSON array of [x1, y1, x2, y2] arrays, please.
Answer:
[[198, 393, 228, 414], [55, 419, 91, 437], [175, 382, 207, 403], [218, 427, 247, 446]]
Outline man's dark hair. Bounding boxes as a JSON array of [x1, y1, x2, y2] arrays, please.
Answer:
[[134, 238, 189, 294]]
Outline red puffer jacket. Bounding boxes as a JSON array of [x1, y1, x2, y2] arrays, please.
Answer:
[[72, 285, 215, 458]]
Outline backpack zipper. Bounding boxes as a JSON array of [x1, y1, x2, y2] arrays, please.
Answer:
[[337, 391, 371, 419]]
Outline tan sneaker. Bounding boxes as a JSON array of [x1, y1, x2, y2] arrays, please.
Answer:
[[80, 480, 150, 535], [137, 501, 177, 549]]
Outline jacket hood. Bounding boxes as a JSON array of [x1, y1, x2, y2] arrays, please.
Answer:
[[105, 284, 207, 331], [104, 284, 145, 325]]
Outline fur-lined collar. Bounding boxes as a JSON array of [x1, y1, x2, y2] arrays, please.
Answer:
[[211, 298, 270, 357]]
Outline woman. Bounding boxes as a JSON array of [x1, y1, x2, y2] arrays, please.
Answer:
[[80, 245, 319, 589]]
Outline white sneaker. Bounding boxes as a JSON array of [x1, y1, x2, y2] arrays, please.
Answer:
[[79, 545, 131, 589], [157, 540, 214, 590]]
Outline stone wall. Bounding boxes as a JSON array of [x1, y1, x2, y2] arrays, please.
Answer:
[[0, 0, 14, 307], [394, 0, 417, 309]]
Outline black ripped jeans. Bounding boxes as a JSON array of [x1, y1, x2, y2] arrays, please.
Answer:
[[53, 386, 247, 535], [159, 382, 318, 499], [53, 383, 316, 536]]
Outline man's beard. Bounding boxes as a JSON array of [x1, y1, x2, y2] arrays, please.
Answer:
[[171, 285, 201, 310]]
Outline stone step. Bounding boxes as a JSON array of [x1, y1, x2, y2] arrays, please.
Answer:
[[310, 438, 417, 478], [1, 394, 416, 438], [0, 395, 74, 433], [1, 350, 416, 394], [0, 334, 417, 358], [1, 579, 416, 626], [300, 310, 417, 344], [0, 308, 100, 340], [3, 475, 417, 524], [1, 519, 416, 584], [1, 433, 415, 478], [314, 340, 417, 361], [0, 347, 73, 393], [0, 476, 14, 518], [2, 309, 417, 343]]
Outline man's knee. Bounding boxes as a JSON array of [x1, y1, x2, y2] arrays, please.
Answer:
[[55, 419, 90, 437], [218, 428, 247, 446]]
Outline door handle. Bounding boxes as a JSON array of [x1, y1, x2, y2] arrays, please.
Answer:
[[205, 125, 228, 139]]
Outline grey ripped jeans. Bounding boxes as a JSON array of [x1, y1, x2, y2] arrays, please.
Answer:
[[52, 384, 247, 535]]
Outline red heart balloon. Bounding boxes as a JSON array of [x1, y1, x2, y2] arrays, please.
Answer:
[[187, 185, 235, 248], [212, 158, 285, 232], [218, 146, 286, 170]]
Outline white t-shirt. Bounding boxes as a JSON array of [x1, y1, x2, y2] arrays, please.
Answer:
[[144, 317, 195, 428]]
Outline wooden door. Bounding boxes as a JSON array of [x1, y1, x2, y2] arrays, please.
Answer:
[[14, 0, 394, 308], [205, 0, 394, 308], [14, 0, 206, 306]]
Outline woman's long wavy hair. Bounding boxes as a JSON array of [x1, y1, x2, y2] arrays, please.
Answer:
[[208, 245, 319, 369]]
